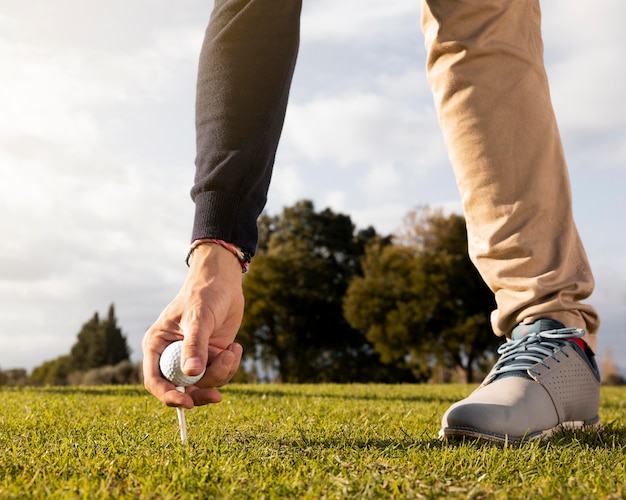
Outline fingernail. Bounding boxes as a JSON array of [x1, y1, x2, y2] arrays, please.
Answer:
[[228, 343, 242, 354], [220, 350, 235, 367], [183, 356, 204, 374]]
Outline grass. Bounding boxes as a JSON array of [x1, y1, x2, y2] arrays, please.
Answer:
[[1, 384, 625, 499]]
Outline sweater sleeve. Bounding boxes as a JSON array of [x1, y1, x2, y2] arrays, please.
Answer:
[[190, 0, 301, 255]]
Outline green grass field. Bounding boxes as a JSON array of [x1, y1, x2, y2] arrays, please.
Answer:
[[1, 384, 624, 499]]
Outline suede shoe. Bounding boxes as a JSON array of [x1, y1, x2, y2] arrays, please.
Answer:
[[439, 318, 601, 442]]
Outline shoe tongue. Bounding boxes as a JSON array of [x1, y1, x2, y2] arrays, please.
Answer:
[[511, 318, 566, 341]]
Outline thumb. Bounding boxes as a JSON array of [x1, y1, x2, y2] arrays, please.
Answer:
[[180, 318, 211, 377], [182, 351, 206, 376]]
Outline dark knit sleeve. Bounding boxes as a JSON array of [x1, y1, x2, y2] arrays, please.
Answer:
[[190, 0, 301, 255]]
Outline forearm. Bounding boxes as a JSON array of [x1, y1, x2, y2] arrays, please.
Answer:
[[191, 0, 302, 254]]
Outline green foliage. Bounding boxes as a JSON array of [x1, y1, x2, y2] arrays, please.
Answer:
[[30, 304, 132, 385], [344, 243, 426, 373], [0, 384, 624, 498], [67, 360, 142, 386], [240, 200, 405, 383], [69, 304, 130, 372], [0, 368, 28, 387], [344, 207, 499, 382], [29, 355, 73, 385]]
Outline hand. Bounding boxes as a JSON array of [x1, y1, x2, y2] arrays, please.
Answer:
[[142, 243, 245, 408]]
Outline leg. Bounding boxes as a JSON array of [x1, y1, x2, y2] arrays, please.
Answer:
[[421, 0, 600, 441], [192, 0, 302, 254], [421, 0, 598, 347]]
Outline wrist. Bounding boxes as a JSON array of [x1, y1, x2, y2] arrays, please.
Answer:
[[184, 244, 243, 290], [186, 239, 250, 274]]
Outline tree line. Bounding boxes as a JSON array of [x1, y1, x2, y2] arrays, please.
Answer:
[[0, 202, 497, 386], [4, 200, 619, 387], [1, 304, 139, 387], [236, 200, 498, 384]]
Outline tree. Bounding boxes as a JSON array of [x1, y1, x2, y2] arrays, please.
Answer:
[[29, 304, 131, 385], [344, 242, 428, 379], [69, 304, 130, 372], [0, 368, 28, 387], [238, 200, 408, 382], [344, 207, 499, 383], [68, 360, 142, 386], [30, 355, 73, 386], [70, 312, 103, 371], [102, 305, 131, 366], [601, 347, 625, 386]]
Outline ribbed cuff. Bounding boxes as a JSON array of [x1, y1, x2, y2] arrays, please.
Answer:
[[191, 190, 259, 256]]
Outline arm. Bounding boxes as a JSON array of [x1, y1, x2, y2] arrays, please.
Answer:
[[142, 0, 301, 406], [191, 0, 302, 253]]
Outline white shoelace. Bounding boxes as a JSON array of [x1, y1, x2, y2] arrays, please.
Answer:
[[486, 327, 586, 383]]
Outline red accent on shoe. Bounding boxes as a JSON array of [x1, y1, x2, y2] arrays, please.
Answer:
[[570, 338, 586, 351]]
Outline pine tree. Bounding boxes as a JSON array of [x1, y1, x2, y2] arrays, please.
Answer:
[[70, 313, 102, 371], [69, 304, 130, 371], [103, 304, 130, 366]]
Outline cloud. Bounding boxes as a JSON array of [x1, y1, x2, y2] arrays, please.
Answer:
[[0, 4, 203, 370], [359, 162, 402, 200], [1, 0, 625, 375], [322, 190, 348, 213], [541, 1, 626, 172], [271, 163, 309, 208], [302, 0, 418, 44], [283, 78, 442, 170]]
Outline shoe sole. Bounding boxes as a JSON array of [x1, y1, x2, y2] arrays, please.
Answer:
[[439, 417, 602, 443]]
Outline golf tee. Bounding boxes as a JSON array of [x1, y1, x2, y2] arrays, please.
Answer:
[[175, 386, 188, 444]]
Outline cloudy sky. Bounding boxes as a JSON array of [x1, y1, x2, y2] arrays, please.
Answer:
[[1, 0, 625, 375]]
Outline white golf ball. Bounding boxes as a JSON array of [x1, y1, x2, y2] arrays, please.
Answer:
[[159, 340, 206, 387]]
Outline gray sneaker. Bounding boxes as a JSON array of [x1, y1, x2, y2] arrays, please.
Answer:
[[439, 319, 601, 442]]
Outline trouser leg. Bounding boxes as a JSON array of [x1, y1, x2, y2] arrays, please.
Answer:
[[421, 0, 598, 349], [192, 0, 302, 253]]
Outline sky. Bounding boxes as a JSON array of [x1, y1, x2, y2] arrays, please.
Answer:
[[1, 0, 625, 375]]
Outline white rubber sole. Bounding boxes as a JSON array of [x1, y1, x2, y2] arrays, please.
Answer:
[[439, 417, 602, 443]]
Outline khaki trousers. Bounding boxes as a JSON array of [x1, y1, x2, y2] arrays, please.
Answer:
[[421, 0, 599, 349]]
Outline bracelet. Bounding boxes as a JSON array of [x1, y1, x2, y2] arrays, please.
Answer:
[[185, 239, 252, 273]]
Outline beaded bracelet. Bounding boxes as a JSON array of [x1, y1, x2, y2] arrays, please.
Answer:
[[185, 239, 251, 273]]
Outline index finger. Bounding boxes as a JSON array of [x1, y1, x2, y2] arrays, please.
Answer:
[[142, 321, 195, 408]]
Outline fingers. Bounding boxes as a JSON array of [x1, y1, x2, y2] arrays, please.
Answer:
[[188, 387, 224, 406], [142, 309, 243, 407], [152, 343, 242, 408], [159, 385, 224, 408], [141, 322, 193, 407], [185, 344, 244, 406], [199, 342, 243, 387]]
